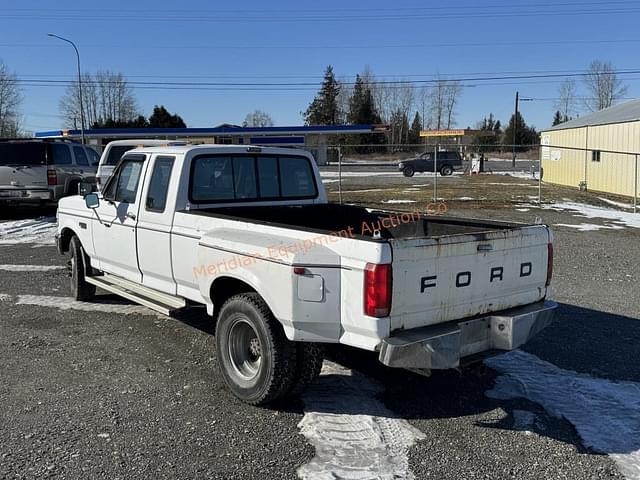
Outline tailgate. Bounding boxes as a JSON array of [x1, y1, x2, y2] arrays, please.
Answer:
[[389, 225, 551, 331], [0, 165, 47, 189]]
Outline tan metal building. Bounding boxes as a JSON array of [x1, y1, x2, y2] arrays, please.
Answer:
[[540, 99, 640, 198]]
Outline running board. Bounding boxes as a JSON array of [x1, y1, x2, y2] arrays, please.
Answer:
[[85, 275, 186, 315]]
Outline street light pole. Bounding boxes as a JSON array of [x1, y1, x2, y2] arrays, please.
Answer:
[[48, 33, 85, 145]]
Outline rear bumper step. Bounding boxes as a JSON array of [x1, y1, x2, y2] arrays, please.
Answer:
[[379, 300, 557, 370]]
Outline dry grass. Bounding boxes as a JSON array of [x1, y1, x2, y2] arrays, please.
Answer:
[[324, 173, 636, 212]]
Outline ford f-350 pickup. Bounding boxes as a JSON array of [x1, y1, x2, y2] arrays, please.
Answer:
[[56, 145, 556, 404]]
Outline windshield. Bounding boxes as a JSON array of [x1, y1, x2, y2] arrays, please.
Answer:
[[105, 145, 137, 166], [0, 143, 47, 166]]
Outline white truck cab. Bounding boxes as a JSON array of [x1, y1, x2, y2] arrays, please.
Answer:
[[57, 144, 556, 404]]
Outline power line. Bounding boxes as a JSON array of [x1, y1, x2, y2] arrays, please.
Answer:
[[12, 69, 640, 89], [4, 1, 638, 15], [2, 38, 640, 51], [10, 67, 640, 81], [1, 6, 639, 22]]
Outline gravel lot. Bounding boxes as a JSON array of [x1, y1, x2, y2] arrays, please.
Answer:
[[1, 172, 638, 479]]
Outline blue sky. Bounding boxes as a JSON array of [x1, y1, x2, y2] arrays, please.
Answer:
[[1, 0, 639, 134]]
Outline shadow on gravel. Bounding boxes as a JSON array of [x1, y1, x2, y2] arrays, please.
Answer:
[[523, 302, 640, 383], [297, 302, 640, 459]]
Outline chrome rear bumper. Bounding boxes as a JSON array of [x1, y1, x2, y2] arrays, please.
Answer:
[[379, 300, 557, 370]]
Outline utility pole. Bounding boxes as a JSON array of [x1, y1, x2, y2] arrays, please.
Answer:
[[512, 91, 519, 168], [48, 33, 85, 145]]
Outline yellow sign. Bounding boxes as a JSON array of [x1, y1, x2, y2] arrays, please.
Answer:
[[420, 129, 466, 137]]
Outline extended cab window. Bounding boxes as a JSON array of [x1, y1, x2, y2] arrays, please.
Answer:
[[189, 154, 317, 203], [146, 156, 175, 212], [104, 156, 145, 204]]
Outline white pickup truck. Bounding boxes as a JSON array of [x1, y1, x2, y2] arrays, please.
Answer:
[[56, 145, 556, 404]]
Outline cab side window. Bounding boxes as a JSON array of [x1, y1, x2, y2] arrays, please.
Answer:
[[146, 156, 175, 212], [103, 157, 145, 204], [73, 146, 89, 166]]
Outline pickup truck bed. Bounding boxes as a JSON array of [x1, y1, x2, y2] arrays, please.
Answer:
[[187, 203, 520, 241]]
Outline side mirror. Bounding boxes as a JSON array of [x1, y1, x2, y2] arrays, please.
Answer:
[[85, 193, 100, 209]]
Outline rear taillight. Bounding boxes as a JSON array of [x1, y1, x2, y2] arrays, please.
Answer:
[[546, 243, 554, 287], [364, 263, 392, 318], [47, 169, 57, 186]]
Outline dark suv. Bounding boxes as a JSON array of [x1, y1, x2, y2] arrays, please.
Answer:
[[398, 150, 463, 177]]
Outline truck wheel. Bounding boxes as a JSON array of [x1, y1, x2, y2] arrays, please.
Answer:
[[403, 166, 415, 177], [440, 165, 454, 176], [69, 236, 96, 301], [215, 293, 297, 405], [288, 343, 324, 397]]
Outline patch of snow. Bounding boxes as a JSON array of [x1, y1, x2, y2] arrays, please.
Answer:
[[598, 197, 635, 210], [298, 361, 425, 480], [516, 208, 531, 212], [0, 217, 57, 245], [14, 294, 161, 316], [0, 264, 64, 272], [383, 200, 417, 204], [321, 171, 404, 178], [554, 223, 625, 232], [542, 202, 640, 229], [486, 351, 640, 480], [494, 171, 538, 180]]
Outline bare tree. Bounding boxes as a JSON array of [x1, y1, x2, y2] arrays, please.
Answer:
[[0, 60, 22, 138], [59, 70, 138, 127], [554, 79, 578, 121], [428, 78, 447, 130], [583, 60, 628, 111], [242, 110, 274, 127], [444, 81, 462, 129], [427, 77, 463, 130]]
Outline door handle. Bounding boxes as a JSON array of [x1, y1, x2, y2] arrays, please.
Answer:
[[126, 212, 137, 220]]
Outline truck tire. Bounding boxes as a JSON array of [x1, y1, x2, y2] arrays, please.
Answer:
[[288, 343, 324, 397], [403, 166, 415, 177], [215, 293, 297, 405], [440, 165, 454, 176], [69, 236, 96, 301]]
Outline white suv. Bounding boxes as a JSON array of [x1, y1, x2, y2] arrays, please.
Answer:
[[96, 140, 186, 189]]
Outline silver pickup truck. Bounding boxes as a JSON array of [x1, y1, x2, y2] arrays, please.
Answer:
[[56, 144, 556, 404]]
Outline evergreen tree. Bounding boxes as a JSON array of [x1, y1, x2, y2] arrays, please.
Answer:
[[503, 112, 538, 151], [408, 112, 422, 144], [92, 115, 149, 128], [552, 110, 570, 126], [472, 113, 501, 153], [149, 105, 186, 128], [304, 66, 341, 125]]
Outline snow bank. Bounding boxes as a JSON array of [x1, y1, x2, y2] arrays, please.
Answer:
[[0, 217, 57, 245]]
